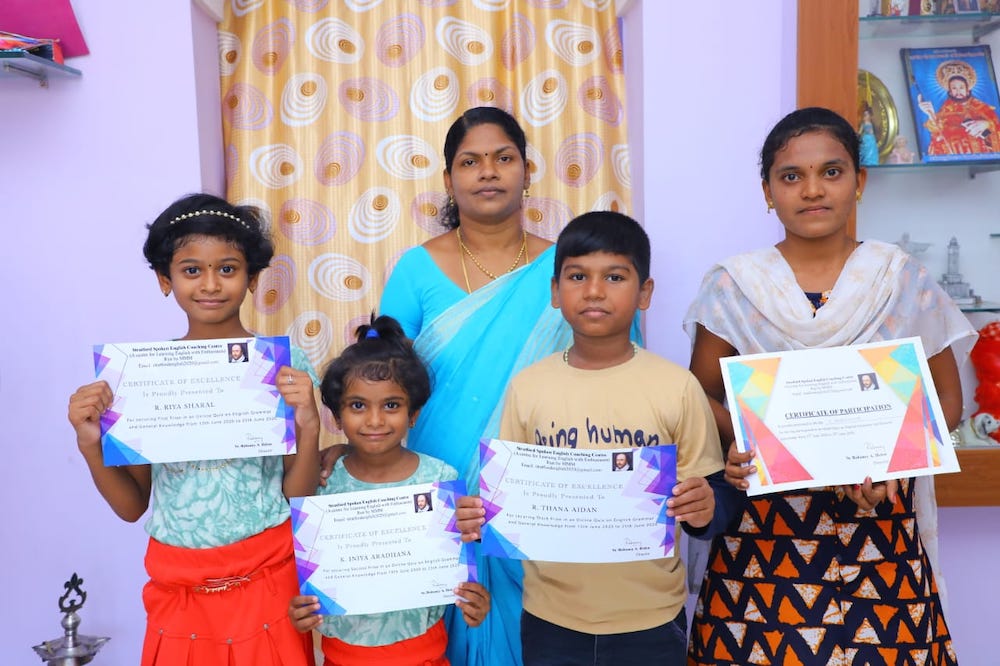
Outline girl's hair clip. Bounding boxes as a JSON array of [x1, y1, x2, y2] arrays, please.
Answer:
[[365, 328, 380, 339]]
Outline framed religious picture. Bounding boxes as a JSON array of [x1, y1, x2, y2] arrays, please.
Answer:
[[953, 0, 981, 11], [901, 44, 1000, 163]]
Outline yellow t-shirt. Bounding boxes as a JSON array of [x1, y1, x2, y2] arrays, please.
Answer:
[[499, 348, 724, 635]]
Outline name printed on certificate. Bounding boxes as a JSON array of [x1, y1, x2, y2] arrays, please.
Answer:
[[478, 439, 678, 564], [291, 480, 473, 616], [720, 336, 960, 496], [94, 336, 295, 465]]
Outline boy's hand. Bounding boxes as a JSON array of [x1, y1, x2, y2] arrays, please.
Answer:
[[666, 477, 714, 529], [288, 595, 323, 633], [68, 381, 114, 454], [723, 440, 756, 491], [455, 495, 486, 542], [276, 367, 319, 432], [455, 582, 490, 627], [842, 477, 898, 512]]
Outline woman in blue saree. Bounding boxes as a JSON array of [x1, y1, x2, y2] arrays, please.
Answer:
[[380, 107, 639, 666], [380, 107, 560, 666]]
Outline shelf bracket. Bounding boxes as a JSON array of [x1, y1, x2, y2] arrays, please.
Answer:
[[973, 20, 1000, 43], [2, 61, 49, 87]]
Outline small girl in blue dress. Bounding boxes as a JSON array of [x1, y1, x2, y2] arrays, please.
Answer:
[[288, 315, 490, 666]]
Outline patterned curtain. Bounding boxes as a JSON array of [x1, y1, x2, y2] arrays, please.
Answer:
[[220, 0, 631, 441]]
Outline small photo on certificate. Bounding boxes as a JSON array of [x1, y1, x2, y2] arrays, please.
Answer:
[[94, 336, 295, 465], [720, 336, 960, 495]]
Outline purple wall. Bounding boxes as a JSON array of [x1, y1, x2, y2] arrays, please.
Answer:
[[0, 2, 216, 662], [0, 1, 995, 663]]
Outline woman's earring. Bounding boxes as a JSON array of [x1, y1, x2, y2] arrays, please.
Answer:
[[766, 200, 774, 214], [856, 191, 863, 204], [447, 193, 455, 207], [162, 289, 171, 297], [523, 187, 530, 200]]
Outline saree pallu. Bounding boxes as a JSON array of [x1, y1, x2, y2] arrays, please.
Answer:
[[410, 246, 640, 666], [319, 618, 448, 666], [141, 519, 314, 666]]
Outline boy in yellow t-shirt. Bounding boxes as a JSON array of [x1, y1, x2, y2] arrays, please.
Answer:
[[457, 211, 726, 664]]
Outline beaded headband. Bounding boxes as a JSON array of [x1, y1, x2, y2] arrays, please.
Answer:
[[169, 209, 249, 230]]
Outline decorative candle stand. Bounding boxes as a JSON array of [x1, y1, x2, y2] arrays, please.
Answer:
[[32, 573, 109, 665]]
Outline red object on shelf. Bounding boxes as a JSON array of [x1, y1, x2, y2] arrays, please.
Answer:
[[971, 321, 1000, 444], [0, 0, 88, 58]]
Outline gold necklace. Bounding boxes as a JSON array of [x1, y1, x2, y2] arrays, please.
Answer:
[[456, 227, 527, 285]]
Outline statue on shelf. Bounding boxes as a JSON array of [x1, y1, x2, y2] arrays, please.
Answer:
[[887, 135, 916, 163], [938, 236, 978, 302], [859, 106, 881, 166]]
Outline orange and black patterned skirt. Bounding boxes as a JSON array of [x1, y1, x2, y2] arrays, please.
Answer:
[[141, 519, 315, 666], [688, 479, 957, 666]]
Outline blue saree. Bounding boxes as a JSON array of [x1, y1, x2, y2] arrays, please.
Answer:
[[381, 244, 640, 666]]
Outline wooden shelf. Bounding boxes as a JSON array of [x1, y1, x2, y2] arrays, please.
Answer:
[[936, 448, 1000, 506]]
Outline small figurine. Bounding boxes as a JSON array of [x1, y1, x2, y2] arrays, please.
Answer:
[[887, 135, 916, 164], [894, 232, 930, 255], [859, 107, 880, 166]]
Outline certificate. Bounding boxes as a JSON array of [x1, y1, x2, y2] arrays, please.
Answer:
[[291, 481, 473, 615], [720, 336, 960, 496], [478, 439, 678, 563], [95, 337, 295, 465]]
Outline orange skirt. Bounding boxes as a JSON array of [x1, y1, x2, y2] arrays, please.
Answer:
[[141, 519, 315, 666], [320, 618, 449, 666]]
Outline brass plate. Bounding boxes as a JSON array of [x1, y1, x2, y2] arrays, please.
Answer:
[[858, 69, 899, 162]]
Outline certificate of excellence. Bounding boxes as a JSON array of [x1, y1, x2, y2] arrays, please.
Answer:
[[94, 336, 295, 465], [291, 480, 473, 615], [720, 336, 960, 496], [478, 439, 678, 563]]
